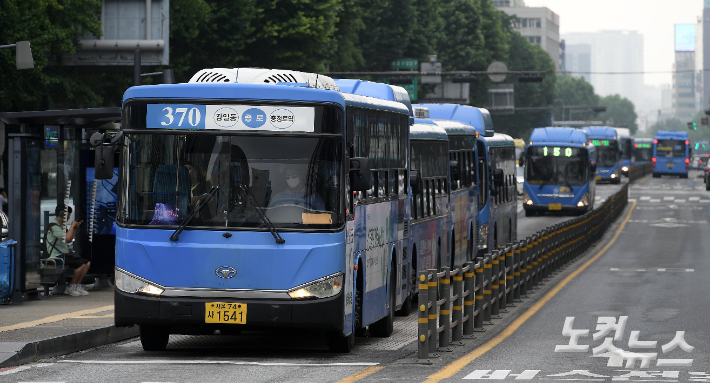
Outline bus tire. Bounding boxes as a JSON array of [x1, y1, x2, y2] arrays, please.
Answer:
[[706, 180, 710, 191], [370, 261, 395, 337], [139, 325, 169, 351], [681, 174, 688, 179], [326, 330, 354, 353], [396, 258, 414, 316]]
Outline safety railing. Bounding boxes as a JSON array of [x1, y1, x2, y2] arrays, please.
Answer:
[[628, 163, 653, 182], [415, 182, 631, 364]]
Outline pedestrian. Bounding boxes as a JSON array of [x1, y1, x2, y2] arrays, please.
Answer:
[[46, 204, 91, 296]]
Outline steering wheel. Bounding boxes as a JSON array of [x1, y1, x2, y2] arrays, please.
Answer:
[[269, 197, 316, 210]]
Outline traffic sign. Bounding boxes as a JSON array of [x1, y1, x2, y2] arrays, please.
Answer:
[[391, 58, 418, 70], [487, 61, 508, 82]]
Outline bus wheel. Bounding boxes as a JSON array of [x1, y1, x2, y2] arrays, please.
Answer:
[[139, 325, 169, 351], [706, 180, 710, 191], [370, 261, 395, 337], [326, 330, 354, 353]]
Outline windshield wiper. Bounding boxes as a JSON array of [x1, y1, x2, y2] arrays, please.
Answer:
[[240, 184, 285, 244], [170, 186, 218, 241]]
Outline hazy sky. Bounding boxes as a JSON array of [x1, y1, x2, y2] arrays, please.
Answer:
[[524, 0, 703, 87]]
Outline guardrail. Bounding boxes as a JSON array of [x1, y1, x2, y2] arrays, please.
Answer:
[[415, 182, 631, 364], [628, 163, 652, 182]]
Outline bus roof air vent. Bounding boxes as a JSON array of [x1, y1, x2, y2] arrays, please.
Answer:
[[190, 68, 238, 83], [189, 68, 340, 91]]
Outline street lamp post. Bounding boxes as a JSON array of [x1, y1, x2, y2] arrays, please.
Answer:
[[0, 41, 34, 70]]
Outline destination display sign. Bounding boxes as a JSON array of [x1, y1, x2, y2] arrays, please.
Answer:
[[529, 146, 583, 158], [145, 104, 315, 132], [590, 139, 611, 147], [635, 143, 651, 148]]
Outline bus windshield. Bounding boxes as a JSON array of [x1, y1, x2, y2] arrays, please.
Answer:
[[634, 143, 653, 162], [526, 146, 589, 187], [656, 139, 687, 158], [596, 146, 619, 167], [119, 134, 343, 230]]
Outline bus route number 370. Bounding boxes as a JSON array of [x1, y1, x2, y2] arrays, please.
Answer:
[[205, 302, 247, 324]]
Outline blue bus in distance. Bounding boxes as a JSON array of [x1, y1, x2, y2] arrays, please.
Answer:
[[633, 138, 654, 164], [113, 68, 413, 353], [615, 128, 634, 176], [653, 131, 690, 178], [523, 128, 596, 216], [582, 126, 622, 184]]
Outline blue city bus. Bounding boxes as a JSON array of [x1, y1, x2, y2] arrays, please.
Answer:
[[333, 79, 452, 310], [431, 119, 478, 270], [112, 68, 412, 353], [633, 138, 654, 164], [615, 127, 634, 176], [652, 130, 690, 178], [522, 128, 596, 216], [582, 126, 622, 184], [417, 104, 516, 254]]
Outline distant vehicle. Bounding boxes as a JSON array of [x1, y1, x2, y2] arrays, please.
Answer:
[[516, 165, 524, 195], [691, 156, 701, 170], [615, 128, 634, 176], [633, 138, 654, 164], [582, 126, 622, 184], [653, 131, 690, 178], [514, 138, 526, 165], [523, 127, 596, 216]]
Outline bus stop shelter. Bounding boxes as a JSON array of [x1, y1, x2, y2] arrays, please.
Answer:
[[0, 108, 120, 302]]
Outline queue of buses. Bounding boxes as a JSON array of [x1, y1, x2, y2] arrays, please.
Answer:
[[107, 68, 518, 353], [104, 67, 691, 354]]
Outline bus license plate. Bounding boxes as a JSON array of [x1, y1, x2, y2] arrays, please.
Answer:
[[205, 302, 247, 324], [667, 163, 674, 168], [549, 203, 562, 211], [595, 176, 601, 181]]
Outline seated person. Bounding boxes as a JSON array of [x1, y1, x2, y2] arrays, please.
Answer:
[[269, 168, 325, 211], [46, 205, 90, 297]]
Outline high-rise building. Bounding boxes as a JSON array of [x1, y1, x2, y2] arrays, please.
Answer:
[[564, 43, 592, 84], [493, 4, 561, 71], [563, 31, 644, 112], [674, 24, 697, 120]]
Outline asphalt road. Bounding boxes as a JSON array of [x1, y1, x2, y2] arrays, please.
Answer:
[[4, 172, 709, 383], [516, 180, 626, 239]]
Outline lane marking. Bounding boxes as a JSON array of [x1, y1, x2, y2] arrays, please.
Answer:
[[70, 313, 114, 319], [0, 365, 33, 375], [663, 196, 675, 201], [650, 199, 661, 203], [689, 197, 700, 201], [610, 268, 645, 272], [628, 199, 637, 202], [336, 366, 386, 383], [639, 196, 651, 200], [674, 199, 686, 203], [422, 201, 637, 383], [635, 175, 650, 185], [0, 305, 114, 333], [60, 360, 380, 367]]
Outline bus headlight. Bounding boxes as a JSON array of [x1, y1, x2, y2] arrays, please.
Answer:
[[115, 268, 164, 296], [288, 273, 343, 299], [577, 193, 589, 207], [523, 190, 532, 205], [611, 173, 617, 179], [622, 166, 629, 172]]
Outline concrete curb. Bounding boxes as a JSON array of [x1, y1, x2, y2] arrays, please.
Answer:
[[0, 325, 139, 368]]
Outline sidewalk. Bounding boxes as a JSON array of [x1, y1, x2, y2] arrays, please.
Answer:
[[0, 288, 138, 367]]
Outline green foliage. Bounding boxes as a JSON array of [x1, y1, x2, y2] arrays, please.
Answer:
[[552, 75, 600, 121], [0, 0, 103, 112], [492, 26, 556, 139], [597, 94, 638, 134]]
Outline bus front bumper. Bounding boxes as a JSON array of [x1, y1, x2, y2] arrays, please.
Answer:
[[114, 288, 344, 333]]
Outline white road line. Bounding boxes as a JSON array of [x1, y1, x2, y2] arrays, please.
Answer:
[[700, 200, 710, 203], [650, 199, 661, 203], [628, 199, 636, 202], [674, 199, 686, 203], [689, 197, 700, 201], [657, 268, 694, 272], [640, 196, 651, 200], [663, 196, 675, 201], [59, 360, 380, 367], [610, 268, 646, 272]]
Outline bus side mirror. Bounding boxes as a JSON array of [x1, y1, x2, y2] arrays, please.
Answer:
[[349, 157, 371, 192], [590, 162, 597, 173], [493, 168, 504, 187], [95, 145, 114, 180], [449, 160, 460, 181], [410, 170, 422, 195], [518, 157, 525, 167]]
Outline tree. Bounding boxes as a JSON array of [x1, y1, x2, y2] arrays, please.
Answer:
[[553, 75, 599, 121], [491, 19, 556, 139], [0, 0, 103, 112], [597, 94, 638, 134]]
